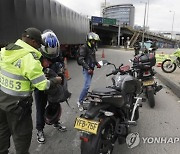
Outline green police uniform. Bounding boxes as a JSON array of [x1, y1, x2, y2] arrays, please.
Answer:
[[0, 39, 50, 154]]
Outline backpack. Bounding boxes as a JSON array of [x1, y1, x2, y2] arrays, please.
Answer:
[[47, 76, 70, 103], [44, 68, 71, 103]]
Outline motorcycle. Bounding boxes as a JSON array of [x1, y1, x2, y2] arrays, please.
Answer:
[[74, 60, 144, 154], [161, 48, 180, 73], [131, 53, 162, 108]]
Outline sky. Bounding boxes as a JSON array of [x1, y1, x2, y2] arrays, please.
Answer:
[[57, 0, 180, 32]]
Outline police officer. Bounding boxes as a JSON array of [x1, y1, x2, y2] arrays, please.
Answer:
[[150, 40, 158, 54], [0, 27, 62, 154], [77, 32, 101, 111], [134, 39, 141, 56]]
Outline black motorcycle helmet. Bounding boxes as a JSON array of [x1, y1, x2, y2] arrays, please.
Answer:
[[44, 104, 62, 125]]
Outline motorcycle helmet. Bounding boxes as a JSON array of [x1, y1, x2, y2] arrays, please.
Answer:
[[44, 104, 62, 125], [94, 33, 100, 41], [86, 32, 99, 47], [41, 29, 60, 59]]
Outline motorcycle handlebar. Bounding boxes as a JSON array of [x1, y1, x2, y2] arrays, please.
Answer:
[[106, 69, 119, 77], [106, 63, 131, 77]]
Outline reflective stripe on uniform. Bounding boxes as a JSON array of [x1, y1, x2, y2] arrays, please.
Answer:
[[0, 86, 32, 97], [31, 74, 46, 85], [46, 80, 50, 90], [1, 69, 28, 81], [0, 68, 31, 96]]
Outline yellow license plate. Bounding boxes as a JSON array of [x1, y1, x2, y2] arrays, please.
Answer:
[[74, 117, 100, 134], [143, 80, 155, 86]]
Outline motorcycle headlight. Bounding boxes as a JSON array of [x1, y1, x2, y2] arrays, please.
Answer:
[[94, 97, 102, 102], [104, 111, 114, 116]]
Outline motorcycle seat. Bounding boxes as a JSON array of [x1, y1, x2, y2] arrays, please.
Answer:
[[90, 87, 124, 108], [91, 87, 119, 96]]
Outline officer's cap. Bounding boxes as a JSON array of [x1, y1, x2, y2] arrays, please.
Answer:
[[23, 27, 44, 45]]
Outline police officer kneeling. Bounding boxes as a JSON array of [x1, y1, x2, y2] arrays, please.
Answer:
[[0, 27, 62, 154]]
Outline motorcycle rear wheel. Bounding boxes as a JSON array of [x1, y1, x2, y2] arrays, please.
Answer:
[[161, 59, 177, 73], [147, 89, 155, 108], [81, 118, 117, 154]]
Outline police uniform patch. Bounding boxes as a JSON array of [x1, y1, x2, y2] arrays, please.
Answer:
[[30, 52, 39, 60], [14, 59, 21, 68]]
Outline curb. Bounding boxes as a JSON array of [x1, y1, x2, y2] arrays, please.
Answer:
[[156, 72, 180, 98]]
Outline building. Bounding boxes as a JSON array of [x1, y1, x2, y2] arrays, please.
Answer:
[[175, 34, 180, 40], [100, 2, 110, 17], [103, 4, 135, 27]]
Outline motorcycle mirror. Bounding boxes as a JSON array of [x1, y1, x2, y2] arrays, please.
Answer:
[[98, 60, 110, 66], [129, 59, 133, 63], [149, 48, 153, 51]]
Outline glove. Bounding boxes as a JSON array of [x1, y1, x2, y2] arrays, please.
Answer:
[[44, 68, 58, 79], [50, 77, 62, 85], [17, 97, 33, 120], [87, 69, 94, 75], [96, 63, 101, 68]]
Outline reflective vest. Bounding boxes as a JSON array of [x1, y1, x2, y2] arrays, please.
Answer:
[[0, 39, 50, 97]]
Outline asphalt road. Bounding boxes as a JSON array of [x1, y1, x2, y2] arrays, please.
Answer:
[[10, 48, 180, 154]]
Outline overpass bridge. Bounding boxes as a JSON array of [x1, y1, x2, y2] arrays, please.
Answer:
[[92, 23, 179, 48], [0, 1, 179, 54]]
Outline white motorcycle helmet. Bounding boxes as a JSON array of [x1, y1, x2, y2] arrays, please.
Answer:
[[41, 29, 60, 59], [94, 33, 100, 41], [86, 32, 100, 48]]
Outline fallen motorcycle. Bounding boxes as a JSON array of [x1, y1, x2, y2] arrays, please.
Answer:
[[131, 53, 163, 108], [161, 48, 180, 73], [74, 60, 144, 154]]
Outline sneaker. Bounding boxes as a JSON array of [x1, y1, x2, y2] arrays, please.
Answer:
[[53, 122, 67, 132], [77, 101, 84, 112], [37, 130, 45, 144]]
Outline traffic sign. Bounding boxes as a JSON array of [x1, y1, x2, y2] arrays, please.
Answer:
[[103, 18, 116, 25], [91, 16, 103, 24]]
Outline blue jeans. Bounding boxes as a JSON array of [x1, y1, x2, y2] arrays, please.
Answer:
[[79, 68, 93, 104]]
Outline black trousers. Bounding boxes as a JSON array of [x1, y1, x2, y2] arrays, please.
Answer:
[[0, 108, 32, 154], [34, 90, 48, 131]]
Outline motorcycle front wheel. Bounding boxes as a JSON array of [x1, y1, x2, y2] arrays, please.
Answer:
[[161, 59, 177, 73], [81, 118, 117, 154]]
